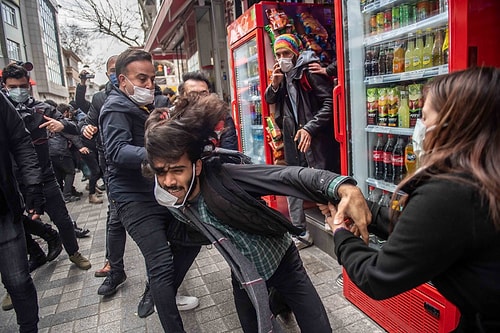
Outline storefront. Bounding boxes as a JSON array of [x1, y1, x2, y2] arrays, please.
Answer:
[[144, 0, 232, 100]]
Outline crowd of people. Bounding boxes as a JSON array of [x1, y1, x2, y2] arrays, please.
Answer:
[[0, 37, 499, 333]]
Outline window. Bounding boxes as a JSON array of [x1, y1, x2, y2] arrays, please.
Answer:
[[1, 3, 17, 27], [6, 39, 20, 61], [38, 0, 64, 86]]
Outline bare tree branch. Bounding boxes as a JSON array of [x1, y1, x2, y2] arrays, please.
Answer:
[[59, 0, 148, 47]]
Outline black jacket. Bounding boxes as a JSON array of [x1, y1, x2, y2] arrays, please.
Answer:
[[265, 50, 340, 172], [0, 92, 44, 217], [335, 176, 500, 332], [9, 97, 79, 183], [99, 88, 153, 202]]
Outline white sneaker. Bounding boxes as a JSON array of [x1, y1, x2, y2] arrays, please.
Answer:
[[293, 231, 313, 250], [176, 295, 199, 311]]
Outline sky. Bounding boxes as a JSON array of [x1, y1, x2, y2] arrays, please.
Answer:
[[57, 0, 141, 85]]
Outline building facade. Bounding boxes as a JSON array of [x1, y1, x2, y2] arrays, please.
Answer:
[[1, 0, 68, 102]]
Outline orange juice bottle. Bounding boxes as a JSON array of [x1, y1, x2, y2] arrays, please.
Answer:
[[392, 40, 405, 73]]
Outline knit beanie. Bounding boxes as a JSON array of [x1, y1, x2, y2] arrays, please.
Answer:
[[273, 34, 300, 57]]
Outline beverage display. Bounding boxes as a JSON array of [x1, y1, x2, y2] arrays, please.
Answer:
[[398, 89, 410, 128], [373, 133, 385, 180], [412, 30, 424, 70], [367, 185, 382, 203], [405, 33, 415, 72], [377, 88, 388, 126], [393, 40, 405, 74], [432, 28, 444, 66], [442, 26, 449, 64], [408, 83, 423, 127], [377, 190, 391, 207], [383, 134, 396, 182], [392, 136, 406, 184], [422, 28, 434, 68], [405, 137, 417, 175], [366, 88, 378, 125], [387, 87, 399, 127]]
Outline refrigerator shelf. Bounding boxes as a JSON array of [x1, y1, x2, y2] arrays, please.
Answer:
[[364, 64, 449, 85], [364, 12, 448, 46], [366, 177, 406, 194], [362, 0, 408, 14], [365, 125, 414, 136]]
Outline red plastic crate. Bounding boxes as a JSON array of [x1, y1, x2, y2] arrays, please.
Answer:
[[343, 268, 460, 333]]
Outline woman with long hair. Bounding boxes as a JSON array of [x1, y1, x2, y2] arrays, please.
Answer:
[[327, 67, 500, 332]]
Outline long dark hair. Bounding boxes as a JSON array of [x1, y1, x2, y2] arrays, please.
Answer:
[[396, 67, 500, 229], [144, 94, 229, 167]]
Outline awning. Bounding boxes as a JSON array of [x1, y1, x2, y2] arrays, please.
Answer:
[[0, 69, 37, 85], [144, 0, 192, 53]]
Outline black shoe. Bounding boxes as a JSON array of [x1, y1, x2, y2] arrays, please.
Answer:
[[40, 224, 63, 261], [71, 187, 83, 197], [28, 252, 47, 273], [137, 282, 155, 318], [73, 221, 90, 238], [97, 271, 127, 296]]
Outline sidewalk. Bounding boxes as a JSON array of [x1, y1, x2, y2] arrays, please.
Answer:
[[0, 178, 384, 332]]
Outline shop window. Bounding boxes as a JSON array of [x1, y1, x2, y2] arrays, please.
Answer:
[[2, 3, 17, 27]]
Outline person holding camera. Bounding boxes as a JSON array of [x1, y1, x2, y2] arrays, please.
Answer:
[[1, 63, 92, 271]]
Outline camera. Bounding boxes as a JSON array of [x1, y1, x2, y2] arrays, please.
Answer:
[[79, 72, 95, 80]]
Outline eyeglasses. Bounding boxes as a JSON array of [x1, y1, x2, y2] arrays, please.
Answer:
[[187, 90, 209, 97]]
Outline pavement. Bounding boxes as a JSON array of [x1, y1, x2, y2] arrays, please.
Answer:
[[0, 177, 384, 333]]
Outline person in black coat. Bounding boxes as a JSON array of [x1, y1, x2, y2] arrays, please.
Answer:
[[1, 63, 91, 271], [0, 90, 44, 332], [324, 67, 500, 333], [265, 34, 340, 251]]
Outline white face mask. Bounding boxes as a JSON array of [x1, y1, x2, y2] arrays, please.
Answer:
[[412, 119, 437, 157], [124, 76, 155, 106], [154, 163, 196, 208], [278, 58, 294, 73]]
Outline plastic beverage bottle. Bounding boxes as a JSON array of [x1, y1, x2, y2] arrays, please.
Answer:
[[392, 40, 405, 73], [398, 90, 410, 128], [371, 46, 380, 76], [379, 46, 387, 75], [404, 33, 415, 72], [378, 190, 392, 207], [365, 48, 373, 76], [432, 28, 443, 66], [385, 43, 394, 74], [383, 134, 396, 182], [367, 185, 382, 203], [373, 133, 385, 180], [392, 136, 406, 185], [442, 27, 449, 64], [405, 137, 417, 175], [422, 28, 434, 68], [413, 30, 424, 70]]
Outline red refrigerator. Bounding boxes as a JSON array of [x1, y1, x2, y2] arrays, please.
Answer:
[[333, 0, 500, 331], [227, 1, 337, 211]]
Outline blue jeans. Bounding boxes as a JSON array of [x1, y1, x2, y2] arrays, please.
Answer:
[[43, 177, 79, 255], [116, 201, 200, 332], [0, 211, 38, 332], [232, 244, 331, 333]]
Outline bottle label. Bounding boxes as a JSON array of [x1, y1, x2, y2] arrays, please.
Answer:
[[373, 150, 383, 161], [423, 55, 431, 66], [383, 152, 392, 164], [393, 155, 404, 166]]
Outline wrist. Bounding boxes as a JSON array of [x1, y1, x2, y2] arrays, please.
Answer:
[[333, 224, 349, 235]]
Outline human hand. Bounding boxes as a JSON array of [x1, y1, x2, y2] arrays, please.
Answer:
[[294, 128, 311, 153], [79, 147, 90, 154], [79, 70, 88, 84], [270, 62, 284, 89], [39, 115, 64, 132], [308, 63, 327, 76], [333, 184, 371, 244], [25, 184, 45, 218], [83, 125, 98, 139]]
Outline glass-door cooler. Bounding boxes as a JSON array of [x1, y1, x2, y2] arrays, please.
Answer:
[[232, 38, 266, 164]]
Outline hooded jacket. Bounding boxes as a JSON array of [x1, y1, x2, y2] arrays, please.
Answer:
[[265, 50, 340, 172]]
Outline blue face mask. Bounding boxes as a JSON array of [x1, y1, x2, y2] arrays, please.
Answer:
[[108, 72, 118, 86]]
